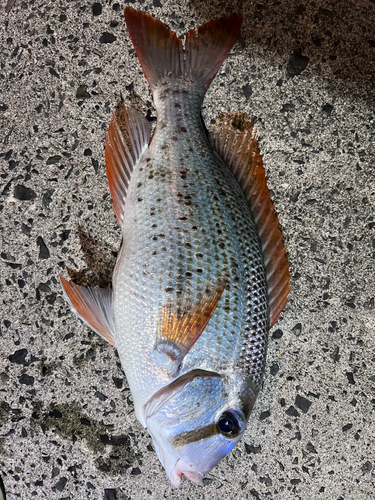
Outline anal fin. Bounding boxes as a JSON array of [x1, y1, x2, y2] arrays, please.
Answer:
[[211, 113, 291, 328], [105, 103, 151, 227], [60, 275, 116, 345]]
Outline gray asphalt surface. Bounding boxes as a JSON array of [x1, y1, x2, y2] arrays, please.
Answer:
[[1, 0, 374, 499]]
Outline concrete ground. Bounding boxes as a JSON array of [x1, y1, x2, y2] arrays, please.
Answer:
[[1, 0, 374, 499]]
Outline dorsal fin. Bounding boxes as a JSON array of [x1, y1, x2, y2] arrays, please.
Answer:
[[210, 113, 291, 328], [59, 275, 116, 345], [105, 104, 151, 227], [155, 278, 227, 374], [124, 7, 242, 93]]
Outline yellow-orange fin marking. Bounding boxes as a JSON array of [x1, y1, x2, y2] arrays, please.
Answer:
[[156, 278, 227, 368]]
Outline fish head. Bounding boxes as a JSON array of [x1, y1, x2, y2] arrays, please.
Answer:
[[143, 369, 256, 487]]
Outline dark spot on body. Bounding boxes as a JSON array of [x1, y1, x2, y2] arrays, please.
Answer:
[[180, 127, 187, 133], [175, 103, 181, 108], [196, 268, 203, 273], [137, 182, 142, 187], [138, 198, 143, 202], [179, 216, 188, 221], [186, 272, 192, 278], [171, 136, 178, 141], [196, 253, 203, 258], [165, 287, 174, 293], [160, 144, 167, 150]]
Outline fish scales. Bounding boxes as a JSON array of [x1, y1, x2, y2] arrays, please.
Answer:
[[60, 8, 290, 487], [114, 81, 268, 410]]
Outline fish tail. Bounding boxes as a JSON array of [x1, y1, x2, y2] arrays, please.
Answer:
[[124, 8, 242, 94]]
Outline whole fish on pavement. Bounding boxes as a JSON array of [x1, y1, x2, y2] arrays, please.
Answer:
[[60, 7, 291, 487]]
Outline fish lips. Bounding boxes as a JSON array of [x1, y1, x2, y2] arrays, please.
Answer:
[[170, 458, 204, 487]]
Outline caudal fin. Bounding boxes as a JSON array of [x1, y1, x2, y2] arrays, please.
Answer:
[[124, 8, 242, 93]]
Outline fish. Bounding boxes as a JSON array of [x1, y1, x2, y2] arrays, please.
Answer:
[[60, 7, 291, 487]]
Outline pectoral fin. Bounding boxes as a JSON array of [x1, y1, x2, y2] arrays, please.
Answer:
[[60, 276, 116, 345], [155, 278, 227, 371]]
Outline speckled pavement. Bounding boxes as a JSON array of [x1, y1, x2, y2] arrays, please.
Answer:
[[1, 0, 374, 499]]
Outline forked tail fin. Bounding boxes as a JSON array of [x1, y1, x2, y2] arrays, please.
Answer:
[[124, 7, 242, 93]]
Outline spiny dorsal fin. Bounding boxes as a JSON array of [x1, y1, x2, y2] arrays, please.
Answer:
[[124, 7, 242, 93], [60, 275, 116, 345], [105, 104, 151, 227], [211, 113, 291, 328], [155, 278, 227, 370]]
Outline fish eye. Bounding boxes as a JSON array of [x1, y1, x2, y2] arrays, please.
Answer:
[[217, 411, 241, 438]]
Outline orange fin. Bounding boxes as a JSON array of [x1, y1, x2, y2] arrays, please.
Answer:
[[124, 7, 242, 92], [211, 113, 291, 328], [184, 14, 243, 91], [155, 278, 227, 370], [60, 275, 116, 345], [105, 105, 151, 227]]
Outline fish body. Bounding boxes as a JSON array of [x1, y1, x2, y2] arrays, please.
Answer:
[[114, 85, 266, 418], [61, 8, 290, 487]]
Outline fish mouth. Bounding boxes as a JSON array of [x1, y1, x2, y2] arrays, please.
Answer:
[[169, 458, 203, 487]]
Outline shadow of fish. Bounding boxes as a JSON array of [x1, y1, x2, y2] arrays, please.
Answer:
[[60, 7, 290, 487], [0, 475, 6, 500]]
